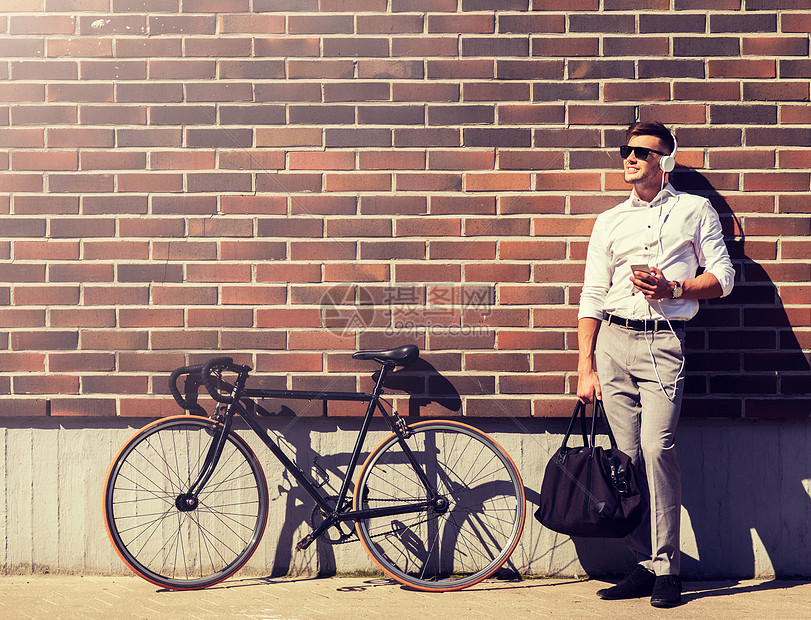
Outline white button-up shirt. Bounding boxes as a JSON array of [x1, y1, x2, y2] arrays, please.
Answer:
[[578, 184, 735, 322]]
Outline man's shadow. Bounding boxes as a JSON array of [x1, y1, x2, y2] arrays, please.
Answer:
[[572, 168, 811, 580]]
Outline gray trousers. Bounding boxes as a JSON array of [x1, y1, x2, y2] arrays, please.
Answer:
[[595, 320, 686, 576]]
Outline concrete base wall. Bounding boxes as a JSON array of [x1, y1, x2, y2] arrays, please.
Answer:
[[2, 416, 809, 579]]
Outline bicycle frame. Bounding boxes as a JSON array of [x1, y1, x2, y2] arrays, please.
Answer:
[[184, 361, 440, 550]]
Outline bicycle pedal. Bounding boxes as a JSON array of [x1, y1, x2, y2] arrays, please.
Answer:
[[295, 534, 315, 551]]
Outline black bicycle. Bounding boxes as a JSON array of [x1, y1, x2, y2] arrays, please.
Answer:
[[103, 344, 526, 592]]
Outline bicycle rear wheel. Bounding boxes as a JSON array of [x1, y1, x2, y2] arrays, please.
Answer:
[[353, 420, 525, 591], [104, 416, 269, 590]]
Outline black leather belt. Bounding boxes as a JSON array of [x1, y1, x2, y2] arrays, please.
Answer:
[[606, 313, 684, 331]]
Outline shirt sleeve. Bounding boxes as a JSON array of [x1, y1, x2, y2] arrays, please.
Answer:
[[578, 215, 611, 320], [696, 201, 735, 298]]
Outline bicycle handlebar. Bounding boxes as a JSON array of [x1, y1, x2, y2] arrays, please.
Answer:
[[168, 357, 249, 407], [201, 357, 244, 404], [168, 363, 205, 409]]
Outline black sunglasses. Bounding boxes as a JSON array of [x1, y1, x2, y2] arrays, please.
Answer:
[[619, 145, 667, 160]]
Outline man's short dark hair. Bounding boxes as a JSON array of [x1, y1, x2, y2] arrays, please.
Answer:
[[625, 121, 675, 155]]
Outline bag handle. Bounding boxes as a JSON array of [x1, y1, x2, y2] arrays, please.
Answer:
[[590, 399, 619, 450], [560, 400, 590, 449]]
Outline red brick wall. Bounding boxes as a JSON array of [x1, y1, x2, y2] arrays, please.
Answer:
[[0, 2, 809, 420]]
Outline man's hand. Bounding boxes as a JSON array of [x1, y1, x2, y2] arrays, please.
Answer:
[[630, 266, 673, 300], [577, 369, 601, 404]]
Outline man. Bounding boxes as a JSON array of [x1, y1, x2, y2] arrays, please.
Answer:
[[577, 121, 735, 608]]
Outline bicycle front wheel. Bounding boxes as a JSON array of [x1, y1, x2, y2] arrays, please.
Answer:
[[104, 416, 269, 590], [353, 420, 525, 591]]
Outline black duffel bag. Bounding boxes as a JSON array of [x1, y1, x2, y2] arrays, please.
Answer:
[[534, 399, 645, 538]]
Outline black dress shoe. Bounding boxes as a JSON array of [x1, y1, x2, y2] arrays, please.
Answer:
[[596, 564, 656, 600], [650, 574, 682, 608]]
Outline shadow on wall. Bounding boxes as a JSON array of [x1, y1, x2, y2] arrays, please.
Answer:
[[571, 169, 811, 579]]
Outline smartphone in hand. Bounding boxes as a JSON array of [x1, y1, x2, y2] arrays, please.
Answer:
[[630, 264, 651, 275]]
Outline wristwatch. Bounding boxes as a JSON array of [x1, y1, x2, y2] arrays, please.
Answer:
[[671, 281, 683, 299]]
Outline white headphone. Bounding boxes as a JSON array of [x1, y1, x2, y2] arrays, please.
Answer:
[[659, 133, 678, 173]]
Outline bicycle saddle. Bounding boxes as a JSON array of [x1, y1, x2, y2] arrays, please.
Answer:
[[352, 344, 419, 366]]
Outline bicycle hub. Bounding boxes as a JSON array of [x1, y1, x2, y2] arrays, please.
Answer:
[[175, 493, 199, 512]]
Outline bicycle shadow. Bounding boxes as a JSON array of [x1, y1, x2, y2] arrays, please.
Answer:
[[246, 359, 465, 579], [569, 168, 811, 579]]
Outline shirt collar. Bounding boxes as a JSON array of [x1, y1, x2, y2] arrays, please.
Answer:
[[629, 183, 677, 208]]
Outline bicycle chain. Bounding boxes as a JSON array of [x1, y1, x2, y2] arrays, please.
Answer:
[[313, 497, 439, 545]]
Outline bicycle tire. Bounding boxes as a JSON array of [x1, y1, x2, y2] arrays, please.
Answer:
[[104, 416, 269, 590], [353, 420, 526, 592]]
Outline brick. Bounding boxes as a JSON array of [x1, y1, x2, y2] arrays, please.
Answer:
[[709, 59, 776, 78], [257, 172, 321, 193], [187, 217, 253, 238], [781, 11, 811, 33], [569, 59, 634, 79], [359, 105, 425, 125], [747, 127, 811, 146], [742, 216, 810, 236], [496, 59, 564, 80], [394, 128, 458, 148], [537, 172, 600, 191], [532, 36, 598, 57], [359, 150, 425, 170], [287, 59, 353, 79], [325, 128, 392, 148], [12, 330, 76, 351], [288, 14, 353, 34], [357, 14, 423, 34], [11, 60, 78, 81], [711, 13, 776, 33], [638, 59, 705, 79], [116, 83, 183, 103], [51, 218, 116, 239], [499, 195, 565, 214], [84, 286, 149, 306], [81, 151, 146, 171], [781, 149, 811, 168], [15, 241, 79, 261], [257, 217, 323, 238], [742, 36, 809, 56], [745, 82, 809, 101], [675, 37, 741, 57], [118, 263, 184, 283], [466, 173, 531, 192], [427, 241, 494, 260], [395, 217, 461, 237], [780, 105, 811, 125], [428, 150, 493, 171], [391, 36, 458, 58], [395, 263, 461, 283], [499, 14, 564, 33], [392, 82, 459, 102], [462, 37, 529, 58], [358, 59, 424, 80], [11, 105, 77, 125], [604, 36, 669, 57], [323, 38, 389, 58], [360, 195, 426, 215], [10, 15, 75, 35], [711, 104, 777, 124], [14, 375, 80, 396], [532, 0, 598, 8], [426, 59, 494, 80], [219, 150, 285, 171], [742, 173, 810, 192], [500, 240, 566, 260], [498, 104, 564, 124], [676, 127, 743, 147], [709, 150, 775, 170], [431, 194, 493, 213], [641, 13, 705, 32], [255, 83, 321, 103], [464, 128, 530, 148]]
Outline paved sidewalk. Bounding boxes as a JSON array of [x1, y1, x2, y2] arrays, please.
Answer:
[[0, 574, 808, 619]]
